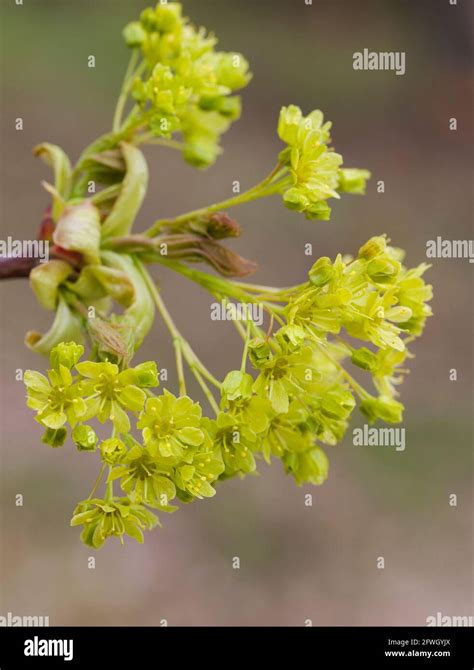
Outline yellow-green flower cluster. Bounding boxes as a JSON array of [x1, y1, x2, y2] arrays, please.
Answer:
[[214, 331, 351, 486], [196, 237, 432, 486], [24, 235, 432, 548], [124, 2, 251, 166], [70, 498, 158, 549], [285, 235, 432, 423], [287, 235, 432, 346], [25, 342, 158, 438], [23, 1, 434, 552], [276, 105, 371, 220], [24, 343, 225, 547]]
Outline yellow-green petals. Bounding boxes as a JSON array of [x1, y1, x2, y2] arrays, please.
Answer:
[[24, 345, 159, 437], [76, 360, 149, 434], [138, 390, 204, 459], [70, 497, 158, 548], [277, 105, 371, 221], [283, 447, 329, 486], [277, 105, 342, 220], [24, 366, 86, 430], [124, 2, 251, 167], [338, 168, 371, 195]]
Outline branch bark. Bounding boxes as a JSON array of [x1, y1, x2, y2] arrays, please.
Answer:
[[0, 256, 39, 280]]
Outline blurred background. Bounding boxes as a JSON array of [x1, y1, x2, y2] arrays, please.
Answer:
[[0, 0, 472, 626]]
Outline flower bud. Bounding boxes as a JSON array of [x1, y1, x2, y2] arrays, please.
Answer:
[[366, 257, 400, 284], [216, 96, 242, 119], [222, 371, 253, 401], [50, 342, 84, 370], [100, 438, 127, 465], [120, 361, 159, 388], [351, 347, 377, 372], [338, 168, 371, 195], [248, 337, 271, 368], [87, 317, 134, 367], [278, 105, 303, 145], [123, 21, 147, 47], [183, 141, 220, 169], [155, 3, 182, 33], [308, 257, 334, 287], [215, 53, 251, 90], [283, 447, 329, 486], [42, 427, 67, 448], [358, 236, 387, 260], [282, 187, 308, 211], [201, 212, 241, 239], [275, 324, 306, 349], [304, 200, 331, 221], [140, 7, 158, 31], [360, 395, 404, 424], [72, 425, 98, 452]]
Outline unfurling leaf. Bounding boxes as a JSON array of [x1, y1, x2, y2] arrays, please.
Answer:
[[25, 296, 84, 355], [53, 202, 101, 265], [101, 143, 148, 239], [34, 143, 72, 221], [30, 260, 73, 310]]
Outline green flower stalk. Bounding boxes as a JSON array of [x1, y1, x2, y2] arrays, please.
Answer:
[[18, 2, 433, 548]]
